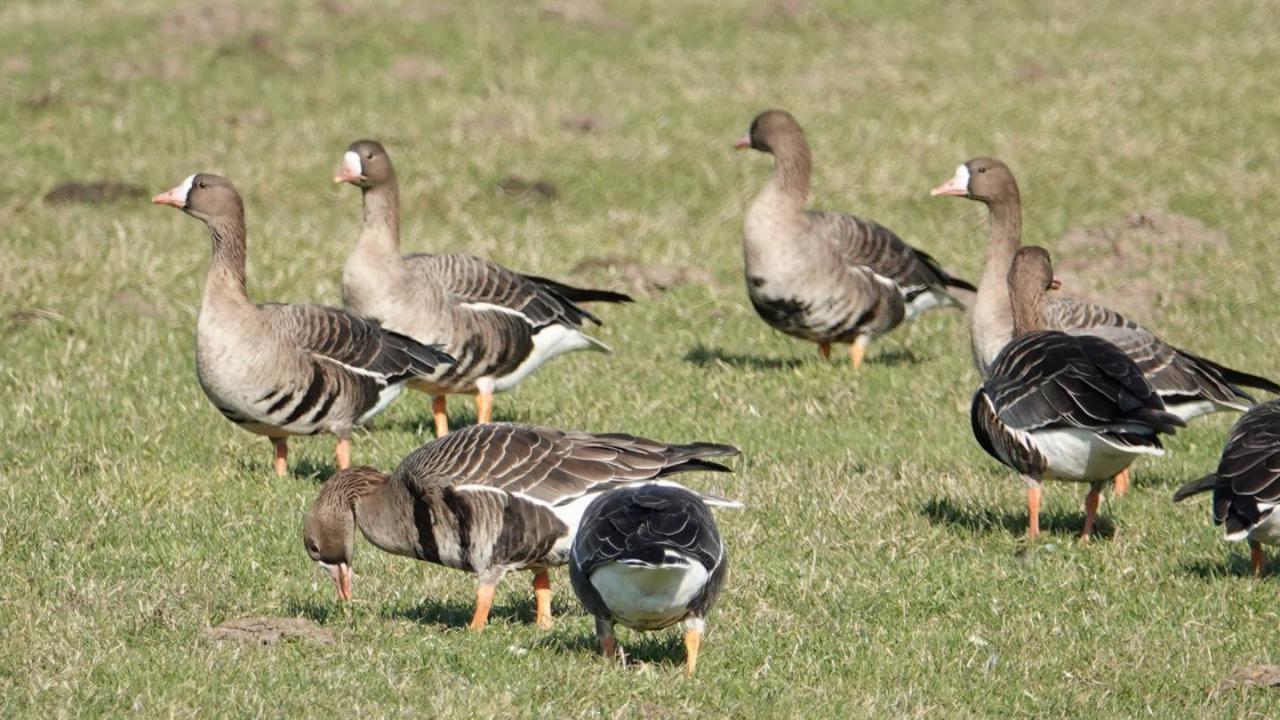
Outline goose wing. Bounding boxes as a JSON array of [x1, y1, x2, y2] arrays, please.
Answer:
[[807, 210, 975, 297]]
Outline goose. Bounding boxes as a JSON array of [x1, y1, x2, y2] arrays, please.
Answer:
[[152, 174, 454, 475], [1174, 400, 1280, 575], [334, 140, 632, 437], [933, 157, 1279, 494], [570, 484, 728, 676], [971, 246, 1184, 540], [302, 423, 740, 630], [736, 109, 975, 367]]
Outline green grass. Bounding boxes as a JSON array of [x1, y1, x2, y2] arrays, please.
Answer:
[[4, 0, 1280, 716]]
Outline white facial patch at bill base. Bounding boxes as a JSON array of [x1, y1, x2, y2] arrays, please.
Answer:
[[174, 174, 196, 205], [952, 164, 970, 192], [342, 151, 362, 179]]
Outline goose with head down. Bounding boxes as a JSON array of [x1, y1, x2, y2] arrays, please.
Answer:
[[302, 423, 740, 630], [334, 140, 632, 437], [736, 109, 975, 367], [933, 157, 1279, 495], [151, 174, 454, 475], [971, 247, 1184, 540]]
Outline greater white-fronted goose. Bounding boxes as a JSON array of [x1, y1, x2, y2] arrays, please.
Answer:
[[569, 484, 728, 676], [302, 423, 740, 630], [152, 174, 454, 475], [933, 157, 1279, 494], [334, 140, 632, 437], [971, 247, 1184, 540], [736, 109, 975, 367], [1174, 400, 1280, 575]]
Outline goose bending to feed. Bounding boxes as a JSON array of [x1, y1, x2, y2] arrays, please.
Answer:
[[152, 174, 454, 475], [302, 423, 740, 630], [971, 247, 1184, 540], [334, 140, 632, 437], [570, 484, 728, 676], [735, 109, 975, 367], [1174, 400, 1280, 575], [933, 157, 1279, 495]]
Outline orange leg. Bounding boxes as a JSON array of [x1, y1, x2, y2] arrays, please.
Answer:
[[1026, 482, 1042, 539], [335, 437, 351, 470], [432, 395, 449, 438], [1080, 483, 1102, 542], [848, 342, 866, 369], [532, 570, 553, 629], [683, 626, 703, 677], [817, 342, 831, 359], [468, 582, 497, 630], [601, 635, 618, 660], [475, 391, 494, 424], [271, 437, 288, 477], [1251, 540, 1265, 577], [1113, 467, 1131, 497]]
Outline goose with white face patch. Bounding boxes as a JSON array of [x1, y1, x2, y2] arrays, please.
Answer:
[[302, 423, 740, 631], [1174, 400, 1280, 575], [735, 110, 975, 368], [150, 174, 454, 476], [970, 247, 1184, 541], [333, 140, 632, 437], [933, 157, 1280, 495], [570, 484, 731, 676]]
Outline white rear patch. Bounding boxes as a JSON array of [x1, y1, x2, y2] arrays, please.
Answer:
[[492, 324, 604, 392], [590, 555, 708, 630], [356, 383, 402, 425], [1025, 426, 1162, 481]]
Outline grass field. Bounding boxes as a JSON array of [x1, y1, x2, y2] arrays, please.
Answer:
[[4, 0, 1280, 716]]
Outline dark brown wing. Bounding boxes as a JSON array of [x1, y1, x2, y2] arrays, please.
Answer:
[[806, 210, 975, 296], [1211, 401, 1280, 537]]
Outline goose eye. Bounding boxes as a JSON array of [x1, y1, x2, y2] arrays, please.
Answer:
[[978, 167, 986, 174], [365, 152, 373, 160], [197, 180, 208, 188]]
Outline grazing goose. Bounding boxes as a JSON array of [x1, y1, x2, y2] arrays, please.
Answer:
[[152, 174, 454, 475], [570, 484, 728, 676], [1174, 400, 1280, 575], [302, 423, 740, 630], [933, 157, 1279, 494], [971, 247, 1184, 540], [334, 140, 632, 437], [736, 109, 975, 367]]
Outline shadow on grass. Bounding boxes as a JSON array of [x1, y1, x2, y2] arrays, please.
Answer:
[[872, 347, 925, 367], [282, 598, 339, 624], [370, 409, 516, 436], [290, 457, 336, 482], [682, 343, 804, 371], [1180, 553, 1261, 580], [534, 627, 688, 670], [920, 496, 1115, 540]]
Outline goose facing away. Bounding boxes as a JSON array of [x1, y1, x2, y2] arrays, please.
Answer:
[[1174, 400, 1280, 575], [570, 484, 728, 676], [971, 247, 1184, 540], [932, 158, 1279, 495], [151, 174, 454, 475], [334, 140, 632, 437], [736, 109, 974, 367], [302, 423, 740, 630]]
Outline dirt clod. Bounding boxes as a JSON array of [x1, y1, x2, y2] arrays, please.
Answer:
[[389, 55, 447, 83], [1218, 665, 1280, 691], [559, 113, 615, 134], [571, 256, 722, 298], [45, 181, 147, 205], [206, 617, 334, 646], [540, 0, 630, 32], [497, 176, 558, 203]]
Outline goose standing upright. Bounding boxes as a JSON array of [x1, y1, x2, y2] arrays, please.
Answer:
[[302, 423, 740, 630], [334, 140, 632, 437], [736, 109, 975, 367], [1174, 400, 1280, 575], [970, 247, 1184, 540], [570, 484, 729, 676], [933, 157, 1279, 494], [151, 174, 454, 475]]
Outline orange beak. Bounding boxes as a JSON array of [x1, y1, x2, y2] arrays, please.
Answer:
[[733, 135, 751, 150], [324, 562, 353, 601], [151, 186, 187, 208], [1050, 276, 1062, 291], [930, 177, 968, 197]]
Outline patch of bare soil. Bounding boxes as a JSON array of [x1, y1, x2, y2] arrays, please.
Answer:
[[224, 107, 271, 127], [159, 1, 279, 44], [109, 290, 168, 320], [1052, 209, 1226, 321], [746, 0, 813, 27], [571, 256, 723, 298], [497, 176, 558, 203], [44, 181, 147, 204], [3, 55, 32, 74], [205, 617, 334, 646], [559, 112, 615, 134], [1217, 665, 1280, 691], [539, 0, 630, 32], [107, 56, 191, 82], [388, 55, 447, 83]]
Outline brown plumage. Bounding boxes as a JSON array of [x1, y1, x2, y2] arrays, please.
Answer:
[[151, 173, 454, 476], [302, 423, 740, 630], [335, 140, 632, 437], [737, 109, 974, 367]]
